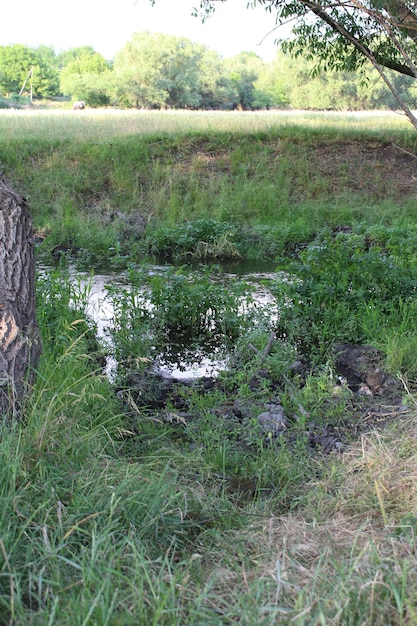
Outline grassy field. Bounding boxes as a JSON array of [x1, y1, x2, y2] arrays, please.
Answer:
[[1, 110, 417, 624], [0, 108, 413, 141], [2, 108, 417, 268]]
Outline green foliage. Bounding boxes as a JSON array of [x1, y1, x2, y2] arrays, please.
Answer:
[[2, 115, 417, 624], [253, 49, 417, 112], [253, 59, 290, 109], [35, 269, 100, 359], [106, 265, 263, 376], [198, 49, 239, 109], [250, 0, 417, 79], [272, 233, 417, 360], [0, 44, 60, 98], [148, 219, 240, 258], [145, 265, 254, 340], [59, 47, 111, 104], [1, 29, 416, 110], [113, 32, 208, 109], [1, 116, 416, 268], [224, 51, 265, 110]]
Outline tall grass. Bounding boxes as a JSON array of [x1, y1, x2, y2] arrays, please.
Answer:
[[1, 109, 416, 265], [0, 109, 413, 142], [1, 111, 417, 623]]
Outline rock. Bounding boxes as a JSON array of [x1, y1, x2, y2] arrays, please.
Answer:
[[257, 403, 288, 436], [248, 367, 269, 391], [232, 399, 252, 421], [288, 357, 309, 377]]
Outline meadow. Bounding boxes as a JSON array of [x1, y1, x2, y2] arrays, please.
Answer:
[[0, 108, 412, 142], [1, 109, 417, 624]]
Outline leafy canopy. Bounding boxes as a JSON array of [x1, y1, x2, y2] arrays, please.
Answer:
[[187, 0, 417, 126], [0, 44, 59, 98], [197, 0, 417, 78]]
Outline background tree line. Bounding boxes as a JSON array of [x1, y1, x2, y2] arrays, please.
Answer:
[[0, 32, 416, 110]]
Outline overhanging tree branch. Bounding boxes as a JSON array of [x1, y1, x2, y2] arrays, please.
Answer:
[[302, 0, 417, 127], [303, 0, 417, 76]]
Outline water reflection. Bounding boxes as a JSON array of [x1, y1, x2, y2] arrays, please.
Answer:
[[45, 262, 279, 380]]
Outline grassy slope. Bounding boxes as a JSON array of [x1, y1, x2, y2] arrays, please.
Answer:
[[1, 109, 417, 265], [1, 111, 417, 624]]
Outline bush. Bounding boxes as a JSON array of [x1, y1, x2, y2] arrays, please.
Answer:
[[272, 233, 417, 360], [148, 219, 240, 259]]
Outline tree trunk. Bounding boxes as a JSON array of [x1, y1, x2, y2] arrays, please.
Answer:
[[0, 177, 42, 419]]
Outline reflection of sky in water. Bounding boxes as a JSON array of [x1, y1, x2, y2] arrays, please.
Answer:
[[46, 265, 280, 381]]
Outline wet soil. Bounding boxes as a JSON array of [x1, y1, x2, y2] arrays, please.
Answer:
[[118, 341, 409, 457]]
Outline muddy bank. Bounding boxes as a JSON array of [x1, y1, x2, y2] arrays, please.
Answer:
[[117, 340, 406, 457]]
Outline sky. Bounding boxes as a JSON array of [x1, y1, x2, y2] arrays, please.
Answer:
[[0, 0, 284, 62]]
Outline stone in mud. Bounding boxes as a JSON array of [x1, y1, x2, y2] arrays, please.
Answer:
[[122, 369, 216, 410], [257, 403, 288, 436]]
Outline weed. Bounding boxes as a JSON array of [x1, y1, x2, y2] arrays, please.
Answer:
[[272, 232, 417, 364], [106, 264, 268, 382], [2, 111, 417, 623]]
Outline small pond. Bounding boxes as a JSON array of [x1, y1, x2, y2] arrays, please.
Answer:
[[44, 260, 282, 381]]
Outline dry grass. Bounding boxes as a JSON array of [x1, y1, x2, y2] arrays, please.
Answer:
[[234, 413, 417, 623], [0, 108, 414, 143]]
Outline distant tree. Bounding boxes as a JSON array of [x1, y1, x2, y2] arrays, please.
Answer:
[[58, 46, 101, 69], [224, 52, 265, 109], [199, 50, 238, 109], [0, 44, 59, 98], [270, 48, 417, 110], [113, 33, 169, 108], [34, 45, 59, 70], [32, 46, 60, 98], [114, 32, 210, 109], [160, 36, 206, 108], [59, 47, 110, 76], [192, 0, 417, 128], [62, 73, 113, 106], [59, 47, 111, 104], [252, 53, 290, 108]]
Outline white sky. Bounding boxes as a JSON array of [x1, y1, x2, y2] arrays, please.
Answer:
[[0, 0, 284, 62]]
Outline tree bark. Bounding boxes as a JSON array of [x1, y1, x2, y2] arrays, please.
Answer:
[[0, 177, 42, 419]]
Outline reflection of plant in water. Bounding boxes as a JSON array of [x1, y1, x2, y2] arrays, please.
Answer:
[[106, 264, 276, 376]]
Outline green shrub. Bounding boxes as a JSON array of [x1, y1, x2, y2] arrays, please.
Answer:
[[272, 233, 417, 360], [106, 264, 274, 378], [148, 219, 239, 259]]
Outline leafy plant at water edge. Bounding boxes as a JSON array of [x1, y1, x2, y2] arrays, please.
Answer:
[[146, 265, 255, 339], [36, 269, 101, 359], [148, 218, 240, 259], [106, 264, 276, 377], [272, 233, 417, 360]]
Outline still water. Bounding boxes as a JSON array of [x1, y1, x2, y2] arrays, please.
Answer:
[[62, 261, 280, 380]]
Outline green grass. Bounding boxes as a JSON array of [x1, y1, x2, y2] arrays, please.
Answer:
[[0, 109, 413, 142], [1, 109, 416, 266], [1, 110, 417, 624]]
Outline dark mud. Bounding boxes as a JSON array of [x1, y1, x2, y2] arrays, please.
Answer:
[[117, 341, 407, 456]]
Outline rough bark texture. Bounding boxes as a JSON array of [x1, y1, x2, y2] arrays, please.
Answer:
[[0, 177, 42, 419]]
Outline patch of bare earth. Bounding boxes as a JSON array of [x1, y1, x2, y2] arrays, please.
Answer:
[[172, 139, 417, 200], [312, 141, 417, 197]]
